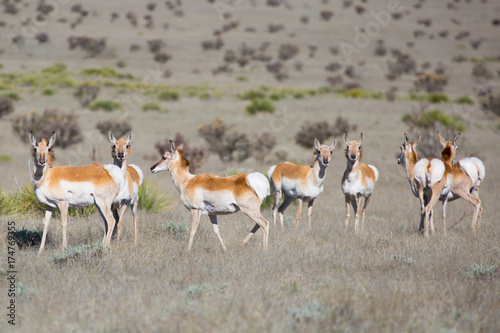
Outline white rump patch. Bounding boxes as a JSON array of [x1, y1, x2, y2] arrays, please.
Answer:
[[247, 172, 270, 202], [414, 158, 445, 188], [368, 164, 379, 181], [129, 164, 144, 186], [104, 164, 125, 190], [459, 157, 485, 187]]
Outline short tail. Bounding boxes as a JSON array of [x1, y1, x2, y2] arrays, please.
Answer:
[[267, 165, 277, 180], [247, 172, 271, 203], [129, 164, 144, 186], [459, 157, 485, 187]]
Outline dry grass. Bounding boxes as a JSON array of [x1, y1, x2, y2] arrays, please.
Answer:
[[1, 181, 499, 332]]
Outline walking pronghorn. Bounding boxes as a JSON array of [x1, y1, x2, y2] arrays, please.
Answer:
[[437, 132, 484, 233], [29, 132, 123, 255], [267, 138, 336, 229], [150, 141, 270, 251], [108, 131, 144, 246], [341, 133, 379, 233]]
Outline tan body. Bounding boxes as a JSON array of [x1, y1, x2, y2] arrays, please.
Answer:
[[437, 133, 482, 233], [268, 138, 336, 229], [341, 133, 379, 233], [109, 131, 144, 246], [151, 142, 270, 251], [29, 132, 121, 255]]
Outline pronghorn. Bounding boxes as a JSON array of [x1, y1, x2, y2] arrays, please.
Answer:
[[341, 133, 379, 233], [150, 141, 270, 251], [437, 132, 483, 233], [267, 138, 336, 229], [108, 131, 144, 245], [412, 135, 454, 237], [29, 132, 122, 255]]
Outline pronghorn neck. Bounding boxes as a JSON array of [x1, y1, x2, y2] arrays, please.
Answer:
[[113, 156, 127, 170], [441, 145, 454, 166], [345, 158, 360, 174], [311, 156, 328, 184], [169, 163, 194, 192], [32, 163, 49, 185]]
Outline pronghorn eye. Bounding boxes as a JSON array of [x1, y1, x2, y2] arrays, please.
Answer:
[[126, 145, 130, 148]]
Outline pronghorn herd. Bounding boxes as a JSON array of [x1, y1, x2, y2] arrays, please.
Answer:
[[29, 129, 485, 254]]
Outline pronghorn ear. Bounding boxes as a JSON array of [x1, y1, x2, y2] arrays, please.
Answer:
[[359, 132, 364, 144], [404, 133, 409, 145], [330, 138, 336, 150], [314, 138, 321, 150], [343, 133, 348, 144], [29, 131, 37, 148], [169, 140, 175, 153], [177, 143, 184, 151], [126, 131, 133, 143], [48, 132, 56, 148], [453, 133, 461, 145], [415, 135, 421, 146], [109, 131, 116, 144], [437, 131, 445, 145]]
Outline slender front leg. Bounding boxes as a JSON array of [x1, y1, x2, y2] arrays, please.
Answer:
[[187, 209, 202, 251], [344, 195, 351, 231], [361, 195, 372, 233], [441, 196, 448, 236], [354, 196, 363, 233], [278, 195, 293, 228], [209, 214, 226, 252], [116, 205, 128, 246], [295, 198, 303, 230], [307, 199, 314, 229], [58, 201, 69, 251], [132, 200, 139, 246], [38, 206, 54, 256], [240, 206, 270, 250]]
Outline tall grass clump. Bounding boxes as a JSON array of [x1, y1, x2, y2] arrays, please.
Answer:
[[138, 180, 172, 213], [79, 67, 135, 80]]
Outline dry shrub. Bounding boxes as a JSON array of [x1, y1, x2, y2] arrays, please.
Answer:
[[68, 36, 107, 57], [278, 43, 299, 61], [95, 119, 132, 138], [198, 117, 252, 162], [480, 92, 500, 117], [472, 63, 494, 80], [295, 117, 356, 149], [73, 83, 100, 107], [386, 52, 417, 80], [414, 71, 448, 93], [0, 97, 14, 118], [254, 131, 276, 163], [148, 39, 165, 54], [320, 10, 334, 21], [201, 38, 224, 50], [12, 109, 83, 148]]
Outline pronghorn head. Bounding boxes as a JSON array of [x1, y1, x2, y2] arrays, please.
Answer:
[[150, 141, 190, 173], [438, 131, 460, 163], [344, 132, 364, 163], [398, 133, 420, 165], [314, 138, 336, 166], [109, 131, 132, 162], [29, 131, 56, 167]]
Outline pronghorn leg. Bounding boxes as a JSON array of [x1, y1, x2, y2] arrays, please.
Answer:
[[354, 196, 363, 233], [38, 206, 54, 255], [307, 199, 314, 229], [471, 188, 483, 228], [344, 195, 352, 231], [442, 197, 449, 236], [132, 200, 139, 246], [187, 209, 202, 251], [209, 214, 226, 252], [278, 195, 293, 228], [111, 207, 120, 237], [240, 206, 270, 250], [453, 187, 481, 232], [116, 205, 128, 246], [295, 198, 303, 230], [95, 198, 116, 247], [58, 201, 69, 251], [272, 189, 282, 228], [418, 189, 426, 233], [361, 194, 372, 233], [424, 187, 442, 237]]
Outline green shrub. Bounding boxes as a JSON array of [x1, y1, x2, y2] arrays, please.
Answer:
[[141, 101, 161, 111], [79, 67, 135, 80], [52, 243, 104, 266], [42, 88, 57, 96], [138, 180, 172, 213], [467, 263, 497, 279], [160, 221, 189, 236], [455, 96, 474, 105], [0, 154, 12, 162], [245, 98, 276, 115], [42, 63, 67, 75], [158, 90, 180, 101], [426, 93, 449, 103], [88, 100, 123, 111], [1, 91, 21, 101], [237, 88, 267, 100]]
